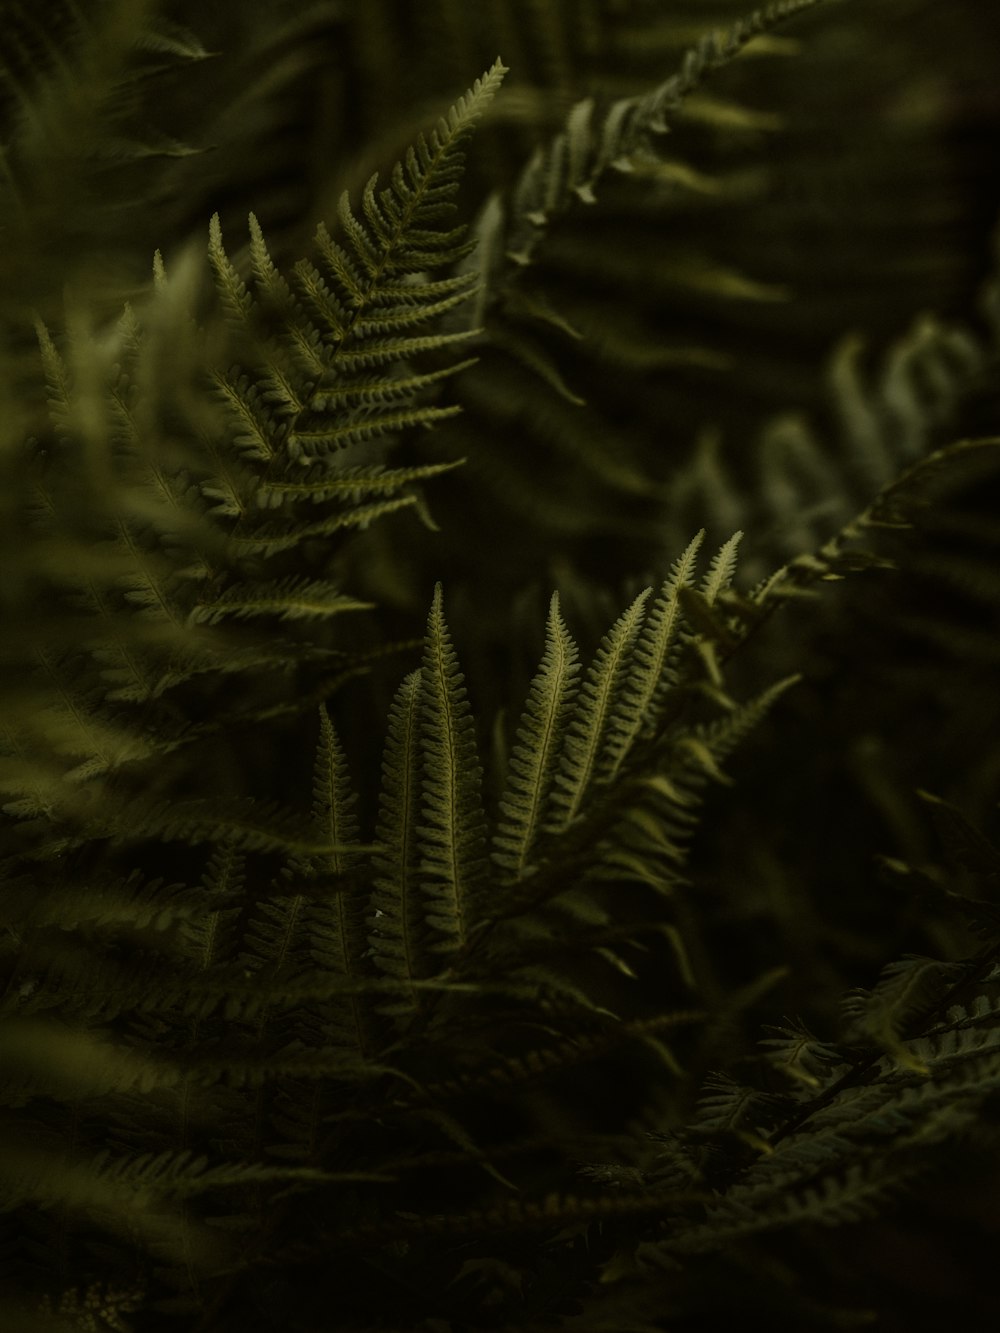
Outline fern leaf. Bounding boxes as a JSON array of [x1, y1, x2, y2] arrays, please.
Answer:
[[699, 530, 743, 604], [760, 1022, 846, 1092], [694, 1073, 774, 1134], [0, 1018, 181, 1103], [493, 592, 581, 878], [255, 459, 463, 509], [547, 588, 651, 830], [0, 868, 206, 936], [371, 671, 430, 994], [179, 843, 245, 970], [305, 703, 362, 880], [210, 368, 282, 462], [208, 213, 254, 327], [418, 583, 489, 950], [674, 675, 801, 787], [311, 57, 505, 329], [103, 796, 369, 859], [495, 1, 827, 269], [239, 894, 308, 979], [294, 706, 376, 1054], [842, 954, 961, 1071], [33, 317, 73, 434], [311, 326, 481, 375], [188, 578, 372, 625], [756, 437, 1000, 604], [247, 210, 324, 384], [604, 530, 705, 777], [286, 400, 463, 457], [224, 495, 418, 556], [368, 58, 506, 274], [308, 361, 477, 409]]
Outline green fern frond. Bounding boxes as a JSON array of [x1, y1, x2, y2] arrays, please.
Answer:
[[692, 1072, 779, 1135], [547, 588, 651, 831], [254, 459, 464, 509], [604, 530, 705, 778], [207, 214, 255, 327], [178, 843, 245, 971], [5, 10, 1000, 1328], [246, 210, 324, 388], [0, 869, 201, 935], [0, 1137, 234, 1269], [753, 436, 1000, 604], [675, 675, 800, 784], [370, 671, 431, 998], [209, 367, 281, 463], [493, 591, 581, 878], [297, 56, 504, 348], [632, 811, 1000, 1267], [239, 893, 308, 980], [102, 796, 371, 861], [220, 494, 418, 557], [284, 400, 464, 458], [287, 705, 378, 1055], [842, 954, 963, 1071], [487, 0, 826, 270], [0, 1018, 181, 1104], [187, 579, 372, 626], [760, 1021, 847, 1091], [589, 673, 798, 907], [698, 529, 742, 604], [91, 1147, 393, 1197], [418, 583, 490, 950], [192, 60, 509, 647]]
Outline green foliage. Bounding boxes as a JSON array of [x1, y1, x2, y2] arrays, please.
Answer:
[[2, 2, 1000, 1331]]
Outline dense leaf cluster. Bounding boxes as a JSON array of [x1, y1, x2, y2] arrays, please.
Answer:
[[2, 2, 1000, 1330]]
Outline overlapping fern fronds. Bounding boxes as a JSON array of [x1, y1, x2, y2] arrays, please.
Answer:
[[0, 60, 507, 874], [2, 5, 1000, 1331], [0, 521, 801, 1322]]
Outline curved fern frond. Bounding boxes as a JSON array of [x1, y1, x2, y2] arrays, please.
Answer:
[[195, 59, 508, 636], [479, 1, 826, 274], [604, 529, 705, 778], [751, 436, 1000, 607], [673, 674, 801, 788]]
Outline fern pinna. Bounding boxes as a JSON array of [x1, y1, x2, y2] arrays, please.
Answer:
[[1, 57, 510, 1330]]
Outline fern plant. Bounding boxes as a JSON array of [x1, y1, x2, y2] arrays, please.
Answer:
[[2, 2, 1000, 1331]]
